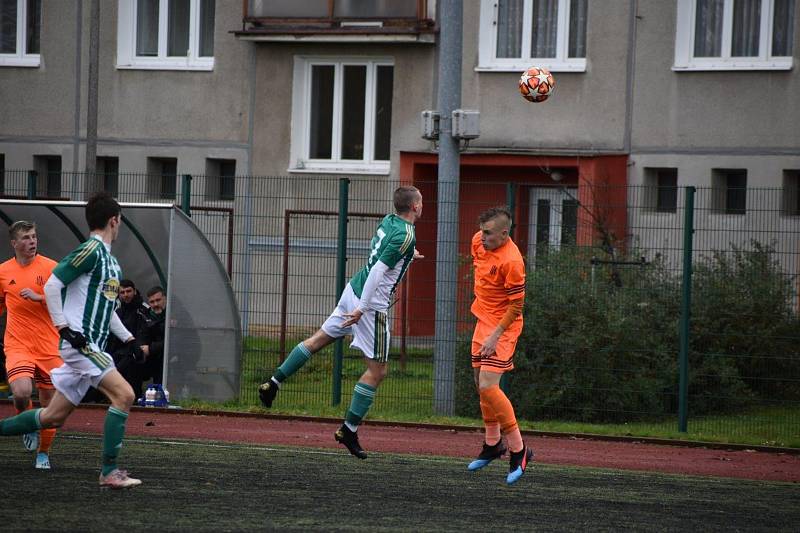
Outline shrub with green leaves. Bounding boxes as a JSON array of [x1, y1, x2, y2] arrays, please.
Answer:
[[456, 242, 800, 423]]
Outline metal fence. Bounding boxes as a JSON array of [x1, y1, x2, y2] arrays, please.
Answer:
[[3, 170, 799, 446]]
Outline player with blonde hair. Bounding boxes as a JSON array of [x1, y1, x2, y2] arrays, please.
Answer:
[[466, 206, 533, 485], [0, 220, 61, 469]]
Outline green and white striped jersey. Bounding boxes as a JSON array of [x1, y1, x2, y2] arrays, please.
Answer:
[[51, 235, 122, 350], [350, 214, 416, 312]]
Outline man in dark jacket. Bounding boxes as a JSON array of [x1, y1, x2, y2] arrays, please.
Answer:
[[130, 286, 166, 400], [82, 279, 148, 403]]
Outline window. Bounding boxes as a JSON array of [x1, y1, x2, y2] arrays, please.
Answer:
[[290, 57, 393, 174], [117, 0, 215, 70], [0, 0, 41, 67], [477, 0, 587, 72], [96, 156, 120, 197], [205, 158, 235, 201], [33, 155, 61, 198], [644, 168, 678, 213], [674, 0, 795, 70], [782, 170, 800, 216], [712, 168, 747, 214], [147, 157, 177, 199]]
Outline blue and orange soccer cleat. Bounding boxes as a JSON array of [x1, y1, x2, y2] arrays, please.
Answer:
[[35, 452, 50, 470], [506, 445, 534, 485], [467, 440, 507, 471]]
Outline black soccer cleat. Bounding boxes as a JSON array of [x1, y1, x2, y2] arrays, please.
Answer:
[[334, 424, 368, 459], [258, 378, 279, 408], [467, 439, 507, 471], [506, 445, 534, 485]]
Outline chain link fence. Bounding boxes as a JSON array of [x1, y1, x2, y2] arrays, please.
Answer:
[[3, 170, 799, 445]]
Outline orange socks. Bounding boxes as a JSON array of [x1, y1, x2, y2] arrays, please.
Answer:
[[479, 385, 524, 453], [39, 428, 56, 453], [479, 397, 501, 445]]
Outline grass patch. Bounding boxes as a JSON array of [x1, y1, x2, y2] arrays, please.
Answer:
[[179, 335, 800, 449]]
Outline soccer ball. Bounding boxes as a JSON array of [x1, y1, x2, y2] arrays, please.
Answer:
[[519, 66, 555, 103]]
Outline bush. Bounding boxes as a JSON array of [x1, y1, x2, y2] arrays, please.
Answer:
[[455, 242, 800, 423]]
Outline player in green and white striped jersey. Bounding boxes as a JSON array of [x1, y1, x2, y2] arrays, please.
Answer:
[[259, 186, 424, 458], [0, 192, 143, 489]]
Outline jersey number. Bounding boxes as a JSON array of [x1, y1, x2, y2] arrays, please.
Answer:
[[368, 228, 386, 266]]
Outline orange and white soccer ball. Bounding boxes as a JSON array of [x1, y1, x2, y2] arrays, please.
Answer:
[[519, 66, 555, 103]]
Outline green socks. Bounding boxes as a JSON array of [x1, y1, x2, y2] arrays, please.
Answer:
[[274, 343, 311, 383], [0, 407, 42, 435], [101, 407, 129, 476], [345, 382, 376, 429]]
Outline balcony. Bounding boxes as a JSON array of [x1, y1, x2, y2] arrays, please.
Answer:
[[235, 0, 436, 43]]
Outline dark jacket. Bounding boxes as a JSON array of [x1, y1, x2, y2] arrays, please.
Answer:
[[140, 308, 166, 362], [107, 293, 149, 362]]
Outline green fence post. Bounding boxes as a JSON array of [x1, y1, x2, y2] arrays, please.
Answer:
[[678, 186, 696, 433], [499, 182, 517, 395], [332, 177, 350, 406], [27, 170, 37, 200], [181, 174, 192, 217]]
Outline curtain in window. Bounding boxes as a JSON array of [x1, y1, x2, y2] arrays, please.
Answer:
[[568, 0, 587, 58], [199, 0, 215, 57], [25, 0, 39, 53], [772, 0, 795, 56], [136, 0, 159, 56], [694, 0, 723, 57], [168, 0, 190, 57], [496, 0, 523, 58], [0, 0, 17, 54], [531, 0, 558, 58], [732, 0, 760, 56]]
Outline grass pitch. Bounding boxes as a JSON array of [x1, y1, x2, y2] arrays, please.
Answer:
[[3, 434, 798, 532]]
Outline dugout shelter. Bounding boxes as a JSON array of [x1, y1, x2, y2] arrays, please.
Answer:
[[0, 199, 241, 403]]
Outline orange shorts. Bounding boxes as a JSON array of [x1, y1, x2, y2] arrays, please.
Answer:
[[4, 347, 62, 388], [471, 318, 522, 374]]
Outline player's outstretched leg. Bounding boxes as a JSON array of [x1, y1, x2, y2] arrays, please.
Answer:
[[506, 443, 534, 485], [334, 424, 367, 459], [467, 439, 507, 471], [98, 406, 141, 489], [258, 342, 312, 408]]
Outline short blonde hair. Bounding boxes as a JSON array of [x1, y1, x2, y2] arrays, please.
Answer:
[[9, 220, 36, 240]]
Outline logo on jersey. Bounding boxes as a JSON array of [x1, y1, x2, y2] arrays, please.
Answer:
[[8, 279, 16, 285], [36, 275, 45, 286], [102, 278, 120, 301], [490, 265, 498, 276]]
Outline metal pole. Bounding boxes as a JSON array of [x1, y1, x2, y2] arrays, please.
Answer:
[[433, 0, 462, 416], [332, 177, 350, 406], [678, 186, 696, 432], [181, 174, 192, 216], [85, 0, 100, 178], [27, 171, 37, 200]]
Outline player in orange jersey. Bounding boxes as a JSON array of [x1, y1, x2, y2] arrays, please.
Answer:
[[466, 207, 534, 485], [0, 221, 61, 469]]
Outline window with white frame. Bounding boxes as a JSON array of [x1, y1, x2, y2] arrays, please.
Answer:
[[0, 0, 41, 67], [675, 0, 795, 70], [117, 0, 215, 70], [477, 0, 587, 72], [290, 57, 394, 174]]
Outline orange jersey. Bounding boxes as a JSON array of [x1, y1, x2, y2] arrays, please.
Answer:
[[0, 254, 59, 356], [470, 231, 526, 323]]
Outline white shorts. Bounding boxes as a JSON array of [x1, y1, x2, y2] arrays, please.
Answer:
[[321, 283, 390, 363], [50, 341, 115, 406]]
